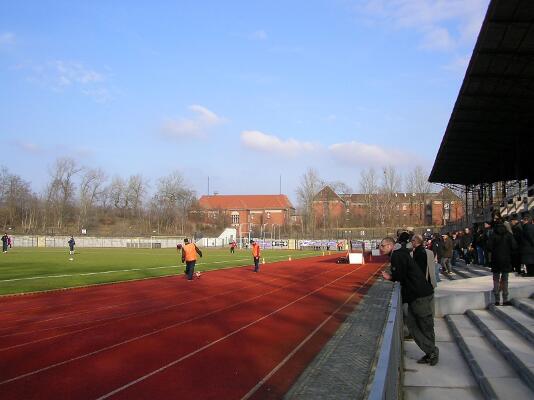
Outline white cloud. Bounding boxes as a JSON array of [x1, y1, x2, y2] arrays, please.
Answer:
[[328, 140, 419, 167], [0, 32, 15, 46], [14, 141, 41, 154], [162, 105, 225, 138], [250, 30, 268, 40], [240, 130, 319, 157], [25, 60, 111, 102], [359, 0, 489, 51]]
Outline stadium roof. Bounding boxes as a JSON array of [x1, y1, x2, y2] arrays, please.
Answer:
[[198, 194, 294, 210], [429, 0, 534, 185]]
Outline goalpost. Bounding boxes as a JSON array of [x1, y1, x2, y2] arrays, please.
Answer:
[[149, 236, 186, 248]]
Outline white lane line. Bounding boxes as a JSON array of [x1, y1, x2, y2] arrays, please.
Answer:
[[0, 263, 346, 384], [0, 253, 319, 283], [240, 265, 381, 400], [95, 266, 365, 400]]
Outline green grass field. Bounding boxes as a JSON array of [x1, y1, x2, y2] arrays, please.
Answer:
[[0, 247, 323, 295]]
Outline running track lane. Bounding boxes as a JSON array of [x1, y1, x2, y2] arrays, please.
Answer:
[[0, 256, 383, 399]]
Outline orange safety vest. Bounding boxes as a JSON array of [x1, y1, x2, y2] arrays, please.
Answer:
[[183, 243, 198, 262], [252, 243, 260, 257]]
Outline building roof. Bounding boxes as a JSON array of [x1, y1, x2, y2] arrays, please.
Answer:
[[314, 186, 343, 202], [314, 186, 460, 204], [198, 194, 294, 210], [429, 0, 534, 185]]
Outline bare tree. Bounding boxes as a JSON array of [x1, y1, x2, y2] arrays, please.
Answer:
[[152, 171, 195, 234], [126, 174, 148, 217], [44, 157, 82, 230], [78, 168, 107, 229], [108, 176, 128, 214], [405, 165, 432, 225], [359, 168, 379, 226], [296, 168, 324, 235], [379, 165, 402, 226], [0, 166, 36, 232]]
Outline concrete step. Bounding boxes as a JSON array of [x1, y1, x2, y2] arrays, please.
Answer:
[[512, 298, 534, 319], [488, 303, 534, 345], [452, 266, 486, 279], [466, 309, 534, 391], [446, 313, 533, 399], [456, 264, 492, 277], [403, 317, 484, 400]]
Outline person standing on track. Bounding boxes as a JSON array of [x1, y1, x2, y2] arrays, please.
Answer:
[[181, 238, 202, 281], [251, 239, 261, 272]]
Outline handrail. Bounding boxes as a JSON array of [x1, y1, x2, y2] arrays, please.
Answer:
[[367, 283, 403, 400]]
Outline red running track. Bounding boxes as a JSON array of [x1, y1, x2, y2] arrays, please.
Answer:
[[0, 256, 383, 400]]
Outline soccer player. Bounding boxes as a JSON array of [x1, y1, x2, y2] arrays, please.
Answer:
[[68, 236, 75, 260], [1, 233, 8, 253], [181, 238, 202, 281], [251, 239, 261, 272]]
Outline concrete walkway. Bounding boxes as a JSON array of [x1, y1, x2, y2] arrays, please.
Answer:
[[403, 271, 534, 400]]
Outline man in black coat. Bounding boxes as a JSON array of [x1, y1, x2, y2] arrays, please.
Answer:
[[460, 227, 473, 264], [487, 222, 517, 305], [521, 213, 534, 276], [380, 237, 439, 365], [510, 214, 523, 275]]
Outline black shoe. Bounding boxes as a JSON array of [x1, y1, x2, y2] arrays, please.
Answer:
[[428, 348, 439, 366], [494, 302, 500, 306], [502, 301, 512, 306], [417, 354, 430, 364]]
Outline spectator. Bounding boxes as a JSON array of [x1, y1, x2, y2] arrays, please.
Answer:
[[487, 222, 517, 305], [520, 213, 534, 276], [460, 227, 473, 265], [474, 226, 487, 266], [412, 234, 437, 289], [510, 214, 523, 275], [380, 237, 439, 365], [441, 233, 453, 275]]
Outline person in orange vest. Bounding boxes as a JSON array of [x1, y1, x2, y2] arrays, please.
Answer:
[[251, 239, 261, 272], [181, 238, 202, 281]]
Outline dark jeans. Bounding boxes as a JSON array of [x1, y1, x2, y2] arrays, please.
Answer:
[[185, 260, 196, 280], [452, 250, 459, 266], [406, 295, 437, 356], [253, 256, 260, 272], [476, 246, 485, 266]]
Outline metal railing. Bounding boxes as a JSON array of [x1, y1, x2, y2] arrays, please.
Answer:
[[367, 283, 403, 400]]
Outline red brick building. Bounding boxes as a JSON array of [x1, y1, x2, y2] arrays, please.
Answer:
[[197, 194, 295, 237], [313, 186, 464, 228]]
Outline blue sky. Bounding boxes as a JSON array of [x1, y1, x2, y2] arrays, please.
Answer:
[[0, 0, 490, 202]]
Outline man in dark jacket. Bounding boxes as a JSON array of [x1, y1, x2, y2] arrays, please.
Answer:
[[487, 222, 517, 305], [521, 213, 534, 276], [381, 237, 438, 365], [460, 227, 473, 264], [441, 233, 454, 275], [510, 214, 523, 275]]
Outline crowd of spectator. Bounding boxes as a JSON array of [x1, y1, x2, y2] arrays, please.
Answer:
[[423, 211, 534, 279]]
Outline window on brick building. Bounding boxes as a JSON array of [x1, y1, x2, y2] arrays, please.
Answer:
[[232, 213, 239, 224]]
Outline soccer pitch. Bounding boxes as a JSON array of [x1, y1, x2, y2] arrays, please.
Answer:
[[0, 247, 322, 295]]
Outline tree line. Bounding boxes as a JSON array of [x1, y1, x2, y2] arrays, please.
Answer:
[[0, 158, 196, 236], [295, 166, 437, 235], [1, 158, 439, 237]]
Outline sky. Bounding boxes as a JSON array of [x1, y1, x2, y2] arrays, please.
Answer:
[[0, 0, 491, 203]]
